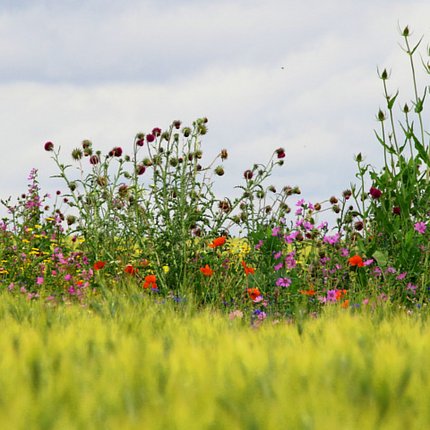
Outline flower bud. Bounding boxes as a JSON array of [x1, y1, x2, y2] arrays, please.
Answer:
[[182, 127, 191, 137], [173, 120, 181, 129], [66, 215, 76, 226], [244, 170, 253, 180], [146, 134, 155, 143], [143, 157, 153, 167], [136, 164, 146, 175], [72, 148, 83, 160], [342, 189, 352, 200], [220, 149, 228, 161], [215, 166, 225, 176], [314, 203, 321, 211], [354, 221, 364, 231], [377, 109, 386, 122], [97, 176, 108, 187], [90, 155, 99, 165], [82, 140, 92, 149], [44, 141, 54, 151], [330, 196, 338, 204], [276, 148, 286, 159], [136, 138, 145, 147]]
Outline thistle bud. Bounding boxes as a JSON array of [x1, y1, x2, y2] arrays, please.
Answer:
[[44, 141, 54, 151], [330, 196, 338, 204], [82, 140, 92, 149], [97, 176, 108, 187], [173, 120, 181, 129], [380, 68, 388, 80], [220, 149, 228, 161], [293, 186, 301, 195], [136, 164, 146, 175], [354, 221, 364, 231], [89, 155, 99, 165], [314, 203, 321, 211], [243, 170, 253, 180], [276, 148, 286, 159], [69, 182, 77, 191], [143, 157, 153, 167], [402, 26, 409, 37], [215, 166, 225, 176], [66, 215, 76, 226], [72, 148, 83, 160], [342, 189, 352, 200], [182, 127, 191, 137]]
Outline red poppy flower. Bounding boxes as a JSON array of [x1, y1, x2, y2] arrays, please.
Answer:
[[200, 264, 214, 277], [93, 261, 106, 270], [143, 274, 157, 289], [241, 261, 255, 276], [247, 287, 261, 301], [348, 255, 364, 267], [300, 289, 316, 296], [208, 236, 226, 248], [124, 264, 138, 275]]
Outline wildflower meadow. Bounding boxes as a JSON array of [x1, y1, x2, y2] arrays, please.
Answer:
[[1, 25, 430, 429]]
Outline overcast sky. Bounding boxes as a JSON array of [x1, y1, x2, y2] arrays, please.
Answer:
[[1, 0, 430, 222]]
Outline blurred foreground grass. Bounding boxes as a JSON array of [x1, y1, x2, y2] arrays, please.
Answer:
[[1, 289, 430, 430]]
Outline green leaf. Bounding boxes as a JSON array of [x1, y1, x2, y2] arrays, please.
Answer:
[[387, 90, 399, 110], [372, 249, 388, 268]]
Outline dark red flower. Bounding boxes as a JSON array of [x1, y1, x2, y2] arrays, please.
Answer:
[[90, 155, 99, 165], [136, 139, 145, 147], [136, 164, 146, 175], [109, 147, 123, 157], [369, 187, 382, 199], [392, 206, 401, 215], [152, 127, 162, 136], [44, 141, 54, 151], [244, 170, 253, 180], [276, 148, 286, 159], [146, 134, 155, 143]]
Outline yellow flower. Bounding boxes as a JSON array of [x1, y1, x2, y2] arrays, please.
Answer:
[[225, 238, 250, 259], [162, 265, 170, 274]]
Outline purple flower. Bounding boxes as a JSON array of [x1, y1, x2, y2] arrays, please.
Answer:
[[323, 233, 340, 245], [273, 251, 282, 260], [274, 262, 283, 271], [414, 222, 427, 234], [327, 289, 337, 302], [396, 272, 407, 280], [272, 226, 281, 237], [275, 277, 292, 287], [285, 252, 296, 269]]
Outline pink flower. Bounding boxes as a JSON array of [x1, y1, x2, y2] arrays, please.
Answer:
[[414, 222, 427, 234], [36, 277, 44, 285]]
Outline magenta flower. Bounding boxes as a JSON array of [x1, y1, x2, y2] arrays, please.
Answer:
[[414, 222, 427, 234], [369, 187, 382, 199], [146, 134, 155, 143], [274, 262, 283, 271], [275, 277, 291, 287], [36, 276, 44, 285]]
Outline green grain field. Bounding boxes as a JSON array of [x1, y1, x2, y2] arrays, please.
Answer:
[[0, 289, 429, 430]]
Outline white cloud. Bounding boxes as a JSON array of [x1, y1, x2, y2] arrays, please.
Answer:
[[1, 0, 430, 224]]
